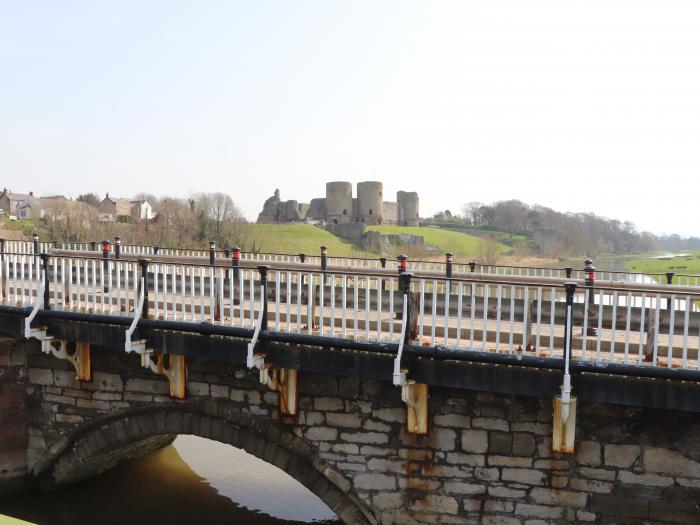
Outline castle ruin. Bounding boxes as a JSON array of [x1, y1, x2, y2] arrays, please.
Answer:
[[256, 181, 419, 227]]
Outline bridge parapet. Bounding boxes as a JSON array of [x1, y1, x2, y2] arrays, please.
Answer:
[[3, 337, 700, 524]]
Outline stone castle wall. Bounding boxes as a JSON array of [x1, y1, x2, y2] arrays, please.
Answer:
[[2, 336, 700, 524]]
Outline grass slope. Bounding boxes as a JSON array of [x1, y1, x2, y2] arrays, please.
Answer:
[[247, 224, 375, 257], [366, 225, 504, 257], [625, 252, 700, 283]]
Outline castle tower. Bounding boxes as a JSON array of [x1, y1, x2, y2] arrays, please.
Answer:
[[397, 191, 419, 227], [356, 181, 384, 225], [325, 181, 353, 224]]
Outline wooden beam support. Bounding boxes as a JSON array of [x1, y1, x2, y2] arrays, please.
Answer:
[[260, 365, 299, 417], [402, 381, 428, 435], [552, 395, 577, 453], [153, 352, 187, 399]]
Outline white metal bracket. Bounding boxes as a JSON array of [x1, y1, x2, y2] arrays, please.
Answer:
[[393, 292, 428, 434]]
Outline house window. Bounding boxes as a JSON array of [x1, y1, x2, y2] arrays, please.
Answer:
[[369, 209, 373, 215]]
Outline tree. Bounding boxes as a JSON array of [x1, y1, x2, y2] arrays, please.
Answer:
[[76, 193, 99, 207]]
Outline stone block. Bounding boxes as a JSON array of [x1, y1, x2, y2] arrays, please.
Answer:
[[576, 511, 596, 522], [125, 378, 168, 394], [353, 473, 396, 490], [488, 485, 527, 498], [188, 382, 210, 396], [210, 385, 229, 399], [648, 500, 700, 524], [529, 487, 587, 508], [340, 432, 388, 444], [432, 428, 457, 451], [445, 453, 485, 467], [488, 431, 512, 455], [408, 494, 459, 515], [514, 503, 563, 519], [91, 372, 123, 392], [373, 408, 405, 423], [604, 444, 640, 469], [27, 368, 52, 386], [501, 468, 546, 486], [484, 500, 514, 513], [483, 517, 520, 525], [443, 481, 486, 495], [433, 414, 469, 428], [489, 456, 532, 468], [570, 477, 613, 493], [305, 427, 338, 442], [644, 447, 700, 478], [472, 417, 508, 431], [373, 492, 403, 510], [576, 467, 616, 481], [363, 420, 390, 432], [590, 494, 648, 518], [315, 397, 344, 411], [618, 470, 674, 487], [326, 413, 363, 429], [575, 441, 601, 467], [512, 433, 536, 456], [461, 430, 488, 453]]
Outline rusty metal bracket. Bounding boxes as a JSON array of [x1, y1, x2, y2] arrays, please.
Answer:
[[42, 339, 91, 382], [260, 365, 298, 416], [144, 352, 187, 399], [552, 395, 577, 453]]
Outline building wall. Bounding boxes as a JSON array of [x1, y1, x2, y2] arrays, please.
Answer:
[[326, 182, 353, 224], [397, 191, 420, 227]]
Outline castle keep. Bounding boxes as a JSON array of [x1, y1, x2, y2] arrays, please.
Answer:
[[257, 181, 419, 227]]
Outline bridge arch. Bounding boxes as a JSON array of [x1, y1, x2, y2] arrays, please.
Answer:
[[32, 403, 376, 525]]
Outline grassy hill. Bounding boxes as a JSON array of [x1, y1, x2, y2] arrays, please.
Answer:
[[247, 224, 375, 257], [366, 225, 506, 257]]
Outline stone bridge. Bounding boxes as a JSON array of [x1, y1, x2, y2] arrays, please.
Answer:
[[2, 334, 700, 525]]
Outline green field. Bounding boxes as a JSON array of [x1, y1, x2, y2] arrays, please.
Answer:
[[247, 224, 375, 257], [366, 225, 504, 257], [625, 252, 700, 284]]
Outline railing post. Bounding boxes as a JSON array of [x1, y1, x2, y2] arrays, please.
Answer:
[[469, 261, 476, 273], [32, 233, 39, 255], [397, 254, 407, 275], [320, 246, 328, 271], [299, 253, 306, 264], [102, 240, 111, 292], [565, 267, 573, 279], [154, 245, 160, 255], [139, 258, 150, 319], [666, 272, 674, 310], [445, 252, 453, 279], [209, 240, 216, 266], [90, 241, 97, 252], [40, 253, 50, 309], [52, 240, 58, 249], [258, 265, 269, 331], [379, 257, 387, 269], [224, 248, 230, 259], [0, 238, 5, 261], [400, 271, 413, 344], [584, 258, 597, 336], [114, 237, 121, 260]]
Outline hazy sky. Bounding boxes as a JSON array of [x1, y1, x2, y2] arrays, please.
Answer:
[[2, 1, 699, 235]]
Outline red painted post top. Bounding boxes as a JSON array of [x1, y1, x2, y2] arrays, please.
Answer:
[[102, 241, 111, 252], [232, 247, 241, 260]]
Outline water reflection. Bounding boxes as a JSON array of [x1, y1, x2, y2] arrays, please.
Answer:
[[0, 436, 340, 525]]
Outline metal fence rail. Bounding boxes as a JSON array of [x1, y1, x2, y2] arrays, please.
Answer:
[[5, 251, 700, 374]]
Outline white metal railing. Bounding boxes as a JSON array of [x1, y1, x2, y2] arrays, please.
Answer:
[[4, 252, 700, 373]]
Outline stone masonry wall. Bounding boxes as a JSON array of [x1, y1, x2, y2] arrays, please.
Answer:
[[0, 338, 28, 494], [5, 336, 700, 524]]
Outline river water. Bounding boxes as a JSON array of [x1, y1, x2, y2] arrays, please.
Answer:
[[0, 435, 341, 525]]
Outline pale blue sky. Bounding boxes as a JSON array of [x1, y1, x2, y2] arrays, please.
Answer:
[[2, 1, 699, 235]]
